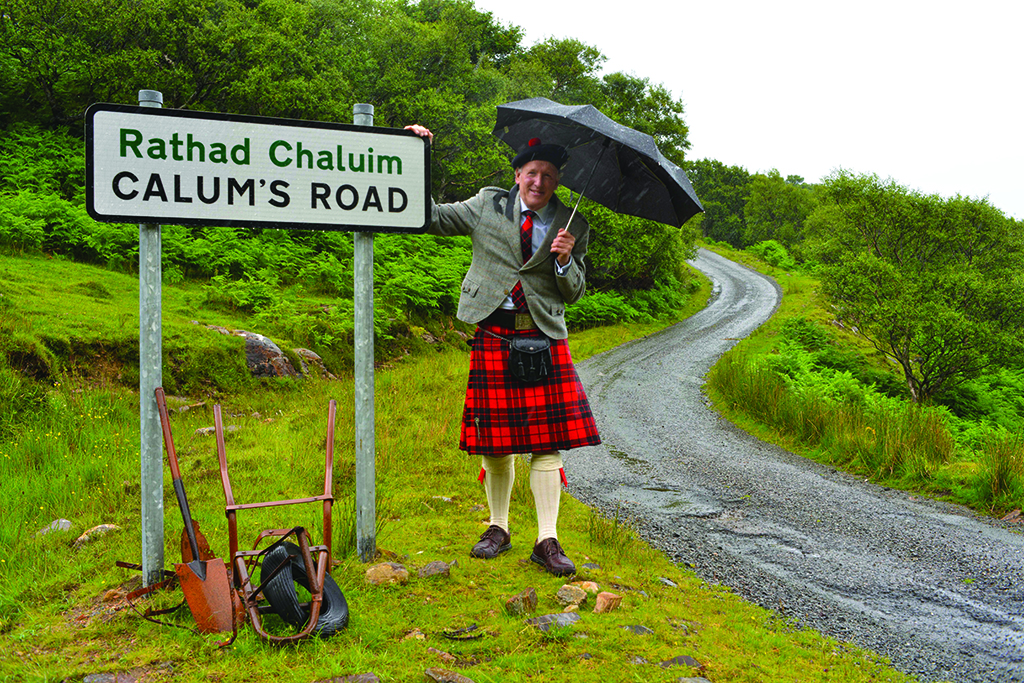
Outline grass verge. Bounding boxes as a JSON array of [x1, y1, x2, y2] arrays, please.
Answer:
[[0, 255, 914, 682]]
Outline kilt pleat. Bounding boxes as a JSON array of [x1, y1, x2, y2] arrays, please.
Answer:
[[460, 321, 601, 455]]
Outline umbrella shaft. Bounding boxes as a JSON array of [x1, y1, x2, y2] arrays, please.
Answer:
[[567, 143, 608, 228]]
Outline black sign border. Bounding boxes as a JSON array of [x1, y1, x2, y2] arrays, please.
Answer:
[[85, 103, 431, 234]]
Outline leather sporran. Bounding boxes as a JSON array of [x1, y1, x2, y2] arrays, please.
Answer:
[[508, 336, 552, 383]]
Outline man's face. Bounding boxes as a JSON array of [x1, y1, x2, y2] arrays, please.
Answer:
[[515, 160, 560, 211]]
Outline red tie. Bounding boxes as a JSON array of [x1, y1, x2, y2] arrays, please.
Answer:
[[510, 211, 534, 313], [520, 210, 535, 262]]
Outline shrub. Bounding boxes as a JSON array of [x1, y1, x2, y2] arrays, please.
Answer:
[[747, 239, 796, 270]]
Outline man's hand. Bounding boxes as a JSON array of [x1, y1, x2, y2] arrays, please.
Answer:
[[404, 124, 433, 144], [551, 227, 575, 266]]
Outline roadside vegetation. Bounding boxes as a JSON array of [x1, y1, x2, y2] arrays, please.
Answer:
[[703, 239, 1024, 517]]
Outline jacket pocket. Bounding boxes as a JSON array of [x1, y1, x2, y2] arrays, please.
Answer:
[[461, 278, 480, 297]]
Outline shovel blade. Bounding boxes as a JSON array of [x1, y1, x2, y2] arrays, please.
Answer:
[[176, 558, 234, 633]]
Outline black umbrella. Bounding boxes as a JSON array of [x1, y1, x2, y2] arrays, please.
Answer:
[[493, 97, 703, 227]]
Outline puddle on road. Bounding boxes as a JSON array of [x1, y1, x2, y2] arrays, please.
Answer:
[[610, 484, 722, 518], [608, 447, 649, 475]]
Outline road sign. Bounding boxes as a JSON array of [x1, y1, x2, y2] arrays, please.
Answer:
[[86, 104, 430, 233]]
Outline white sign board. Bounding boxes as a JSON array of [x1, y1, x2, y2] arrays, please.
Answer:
[[86, 104, 431, 233]]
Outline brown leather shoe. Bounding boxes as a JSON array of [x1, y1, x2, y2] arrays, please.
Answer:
[[470, 525, 511, 559], [530, 537, 576, 576]]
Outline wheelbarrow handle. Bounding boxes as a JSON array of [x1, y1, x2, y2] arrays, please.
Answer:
[[155, 387, 202, 567]]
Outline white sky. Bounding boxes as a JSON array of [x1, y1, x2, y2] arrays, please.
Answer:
[[471, 0, 1023, 219]]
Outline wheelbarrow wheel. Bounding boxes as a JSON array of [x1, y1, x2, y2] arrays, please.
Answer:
[[261, 541, 349, 636]]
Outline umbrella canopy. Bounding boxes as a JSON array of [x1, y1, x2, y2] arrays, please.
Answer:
[[493, 97, 703, 227]]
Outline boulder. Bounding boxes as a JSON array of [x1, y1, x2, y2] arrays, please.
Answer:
[[365, 562, 409, 586], [571, 580, 600, 595], [36, 518, 72, 537], [424, 669, 475, 683], [418, 560, 453, 579], [556, 584, 587, 607], [240, 331, 298, 378], [505, 587, 538, 616], [593, 591, 622, 614], [73, 524, 122, 549], [294, 348, 335, 379], [525, 611, 581, 632]]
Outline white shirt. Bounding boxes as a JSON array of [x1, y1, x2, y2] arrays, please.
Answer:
[[499, 199, 572, 310]]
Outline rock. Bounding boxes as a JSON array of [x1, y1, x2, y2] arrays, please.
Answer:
[[37, 518, 72, 537], [660, 655, 704, 670], [556, 584, 588, 607], [418, 561, 453, 579], [1002, 509, 1022, 523], [73, 524, 122, 549], [593, 591, 622, 614], [660, 577, 678, 588], [294, 348, 335, 379], [423, 668, 475, 683], [312, 675, 381, 683], [580, 562, 601, 570], [403, 628, 426, 641], [240, 331, 298, 378], [675, 679, 712, 683], [195, 425, 238, 436], [571, 580, 600, 595], [365, 562, 409, 585], [83, 673, 134, 683], [505, 587, 538, 616], [427, 647, 457, 664], [621, 624, 654, 635], [525, 612, 581, 632], [562, 604, 579, 613]]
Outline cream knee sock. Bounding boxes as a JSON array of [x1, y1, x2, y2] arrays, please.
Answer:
[[530, 451, 563, 542], [481, 454, 514, 532]]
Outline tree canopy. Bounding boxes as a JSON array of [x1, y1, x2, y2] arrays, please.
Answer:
[[807, 172, 1024, 403], [0, 0, 694, 203]]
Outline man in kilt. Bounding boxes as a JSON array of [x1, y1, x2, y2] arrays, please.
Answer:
[[405, 124, 601, 576]]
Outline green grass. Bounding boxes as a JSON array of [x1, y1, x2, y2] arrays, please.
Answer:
[[0, 364, 910, 683], [0, 252, 916, 682]]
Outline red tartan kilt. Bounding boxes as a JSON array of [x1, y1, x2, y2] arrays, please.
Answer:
[[460, 321, 601, 455]]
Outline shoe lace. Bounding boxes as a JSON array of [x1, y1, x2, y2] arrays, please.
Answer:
[[541, 538, 563, 557]]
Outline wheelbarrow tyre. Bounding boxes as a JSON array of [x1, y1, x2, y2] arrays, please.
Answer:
[[261, 541, 349, 636]]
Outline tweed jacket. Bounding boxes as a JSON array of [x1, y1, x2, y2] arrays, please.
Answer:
[[428, 185, 589, 340]]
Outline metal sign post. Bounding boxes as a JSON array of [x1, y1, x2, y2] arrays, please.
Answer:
[[352, 104, 376, 562], [137, 89, 164, 586]]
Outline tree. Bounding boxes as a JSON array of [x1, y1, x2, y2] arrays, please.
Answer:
[[682, 158, 751, 247], [519, 37, 605, 106], [599, 72, 689, 166], [808, 172, 1024, 403], [742, 169, 817, 249]]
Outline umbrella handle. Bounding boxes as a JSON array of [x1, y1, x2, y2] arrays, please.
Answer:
[[566, 140, 609, 228]]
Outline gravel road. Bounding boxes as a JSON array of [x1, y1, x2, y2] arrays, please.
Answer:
[[570, 248, 1024, 683]]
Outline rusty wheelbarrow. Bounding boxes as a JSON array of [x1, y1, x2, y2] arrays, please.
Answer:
[[212, 400, 348, 642]]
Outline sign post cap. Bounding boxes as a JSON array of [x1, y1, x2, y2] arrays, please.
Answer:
[[138, 90, 163, 107]]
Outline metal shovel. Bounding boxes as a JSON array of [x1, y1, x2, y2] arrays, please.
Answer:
[[155, 387, 234, 633]]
